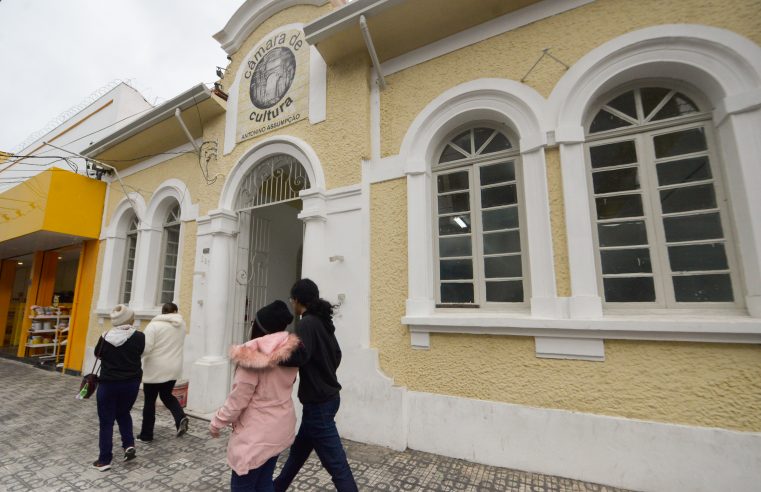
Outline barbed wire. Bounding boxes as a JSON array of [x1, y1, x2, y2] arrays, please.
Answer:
[[11, 79, 140, 153]]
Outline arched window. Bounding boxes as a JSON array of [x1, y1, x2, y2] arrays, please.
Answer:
[[585, 85, 741, 307], [433, 126, 526, 306], [120, 213, 139, 304], [158, 204, 181, 304]]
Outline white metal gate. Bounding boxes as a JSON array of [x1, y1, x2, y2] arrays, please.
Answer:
[[234, 154, 310, 340]]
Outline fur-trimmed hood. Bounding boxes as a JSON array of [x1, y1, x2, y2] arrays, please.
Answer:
[[229, 331, 300, 369]]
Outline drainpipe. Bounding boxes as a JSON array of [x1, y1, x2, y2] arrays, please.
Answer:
[[174, 108, 201, 152], [359, 15, 386, 90]]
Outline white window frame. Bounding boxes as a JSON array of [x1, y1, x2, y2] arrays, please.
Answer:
[[119, 214, 139, 305], [584, 83, 744, 313], [431, 125, 530, 309], [157, 204, 182, 305]]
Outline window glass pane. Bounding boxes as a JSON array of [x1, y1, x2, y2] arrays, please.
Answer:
[[589, 141, 637, 168], [589, 109, 633, 133], [600, 248, 652, 274], [603, 277, 655, 302], [606, 90, 637, 119], [651, 93, 699, 121], [485, 281, 523, 302], [439, 236, 472, 257], [660, 184, 716, 214], [484, 256, 522, 278], [452, 130, 472, 154], [439, 214, 471, 235], [664, 212, 723, 242], [437, 172, 469, 192], [656, 156, 711, 186], [653, 128, 707, 158], [480, 161, 515, 186], [592, 167, 640, 194], [483, 230, 521, 255], [641, 87, 671, 118], [480, 132, 512, 154], [595, 194, 644, 219], [439, 144, 468, 163], [598, 221, 648, 247], [673, 274, 733, 302], [481, 184, 517, 208], [441, 283, 474, 303], [438, 192, 470, 214], [473, 128, 495, 153], [440, 259, 473, 280], [668, 243, 728, 272], [482, 207, 519, 231]]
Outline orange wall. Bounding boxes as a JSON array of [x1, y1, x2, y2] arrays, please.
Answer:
[[64, 240, 98, 372], [0, 260, 16, 346]]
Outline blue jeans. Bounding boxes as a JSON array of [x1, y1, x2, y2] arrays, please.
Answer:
[[96, 378, 140, 464], [274, 396, 357, 492], [231, 455, 279, 491]]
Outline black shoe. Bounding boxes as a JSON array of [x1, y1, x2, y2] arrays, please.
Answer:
[[123, 447, 136, 462], [136, 435, 152, 443], [177, 416, 189, 437], [92, 460, 111, 471]]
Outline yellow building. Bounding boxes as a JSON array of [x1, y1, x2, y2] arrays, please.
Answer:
[[82, 1, 761, 490]]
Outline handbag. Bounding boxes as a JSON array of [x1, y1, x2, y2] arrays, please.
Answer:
[[77, 337, 103, 400]]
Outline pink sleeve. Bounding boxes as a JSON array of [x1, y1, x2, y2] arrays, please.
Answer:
[[210, 370, 258, 430]]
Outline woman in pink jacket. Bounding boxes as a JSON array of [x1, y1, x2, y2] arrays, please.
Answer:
[[209, 300, 299, 491]]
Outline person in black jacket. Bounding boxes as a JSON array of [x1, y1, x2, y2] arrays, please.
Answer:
[[274, 279, 358, 492], [91, 304, 145, 472]]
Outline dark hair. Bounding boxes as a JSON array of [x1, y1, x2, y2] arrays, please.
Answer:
[[162, 302, 178, 314], [290, 278, 333, 322]]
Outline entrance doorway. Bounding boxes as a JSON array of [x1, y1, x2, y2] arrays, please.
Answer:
[[234, 154, 310, 344]]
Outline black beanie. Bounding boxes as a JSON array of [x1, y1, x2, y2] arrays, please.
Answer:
[[255, 300, 294, 334]]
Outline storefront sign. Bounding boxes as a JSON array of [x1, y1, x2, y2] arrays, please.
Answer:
[[237, 28, 309, 143]]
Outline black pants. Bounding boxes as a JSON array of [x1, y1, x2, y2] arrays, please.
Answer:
[[139, 380, 186, 440]]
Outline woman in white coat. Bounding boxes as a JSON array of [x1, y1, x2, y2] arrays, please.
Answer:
[[137, 302, 188, 442]]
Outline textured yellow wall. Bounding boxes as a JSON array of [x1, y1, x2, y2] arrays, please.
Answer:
[[370, 179, 761, 432], [370, 0, 761, 432]]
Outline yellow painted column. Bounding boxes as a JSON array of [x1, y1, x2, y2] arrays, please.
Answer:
[[64, 240, 99, 372], [0, 260, 17, 346]]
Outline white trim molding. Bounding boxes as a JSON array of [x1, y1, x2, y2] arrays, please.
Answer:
[[95, 192, 147, 313], [213, 0, 328, 55], [549, 24, 761, 319], [219, 134, 326, 210], [405, 391, 761, 492]]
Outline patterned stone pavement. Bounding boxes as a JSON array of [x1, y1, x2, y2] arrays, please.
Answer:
[[0, 358, 632, 491]]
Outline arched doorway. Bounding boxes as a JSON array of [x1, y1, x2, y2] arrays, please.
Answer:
[[232, 154, 310, 343]]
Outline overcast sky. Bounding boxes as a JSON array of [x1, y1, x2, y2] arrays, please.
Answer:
[[0, 0, 243, 152]]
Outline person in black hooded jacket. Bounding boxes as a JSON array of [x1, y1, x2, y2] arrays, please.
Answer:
[[274, 278, 357, 492], [91, 304, 145, 472]]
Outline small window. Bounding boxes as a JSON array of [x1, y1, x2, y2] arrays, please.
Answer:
[[433, 126, 526, 306], [586, 87, 740, 307], [158, 204, 181, 304], [120, 214, 139, 304]]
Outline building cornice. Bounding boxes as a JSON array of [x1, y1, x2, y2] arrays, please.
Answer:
[[214, 0, 329, 55]]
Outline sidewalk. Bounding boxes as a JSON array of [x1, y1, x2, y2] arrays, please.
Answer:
[[0, 358, 631, 491]]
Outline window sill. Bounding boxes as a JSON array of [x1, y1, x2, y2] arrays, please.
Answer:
[[95, 307, 161, 324], [402, 311, 761, 348]]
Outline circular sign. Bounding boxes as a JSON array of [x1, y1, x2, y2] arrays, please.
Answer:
[[249, 47, 296, 109]]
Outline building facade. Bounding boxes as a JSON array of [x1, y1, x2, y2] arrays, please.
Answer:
[[82, 1, 761, 490], [0, 83, 151, 373]]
